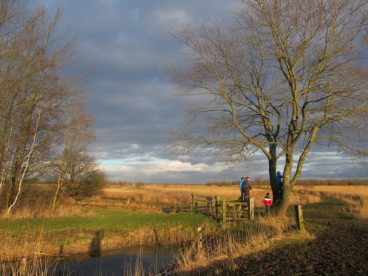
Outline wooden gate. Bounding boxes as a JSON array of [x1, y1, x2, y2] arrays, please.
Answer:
[[191, 193, 254, 223]]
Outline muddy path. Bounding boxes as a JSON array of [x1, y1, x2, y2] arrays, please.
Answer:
[[181, 199, 368, 275]]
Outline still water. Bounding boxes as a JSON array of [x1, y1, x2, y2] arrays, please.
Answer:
[[51, 247, 177, 275]]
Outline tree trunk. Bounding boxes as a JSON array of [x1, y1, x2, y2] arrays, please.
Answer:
[[268, 157, 278, 203], [52, 174, 64, 211], [268, 144, 281, 207], [278, 183, 291, 216], [276, 152, 294, 216], [7, 109, 41, 215]]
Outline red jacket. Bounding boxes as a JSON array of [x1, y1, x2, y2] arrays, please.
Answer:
[[263, 196, 272, 207]]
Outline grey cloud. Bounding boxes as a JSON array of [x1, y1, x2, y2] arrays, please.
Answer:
[[34, 0, 368, 182]]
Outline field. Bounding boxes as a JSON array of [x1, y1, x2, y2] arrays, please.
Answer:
[[0, 181, 367, 274], [101, 182, 367, 219]]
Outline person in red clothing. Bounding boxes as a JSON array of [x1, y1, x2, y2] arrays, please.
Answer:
[[263, 192, 272, 215]]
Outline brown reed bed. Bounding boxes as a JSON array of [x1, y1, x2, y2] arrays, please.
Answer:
[[100, 183, 321, 209], [174, 216, 314, 273], [295, 185, 368, 220]]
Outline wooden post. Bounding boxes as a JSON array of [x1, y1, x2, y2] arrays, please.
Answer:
[[197, 227, 203, 251], [20, 257, 27, 275], [191, 193, 194, 211], [209, 197, 213, 212], [248, 197, 254, 221], [222, 200, 226, 224], [215, 196, 220, 220], [295, 205, 305, 230], [234, 203, 239, 221]]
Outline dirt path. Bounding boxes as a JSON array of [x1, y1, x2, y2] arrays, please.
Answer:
[[186, 199, 368, 275], [238, 221, 368, 275]]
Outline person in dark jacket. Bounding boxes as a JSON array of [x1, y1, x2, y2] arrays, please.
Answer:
[[239, 177, 245, 201], [242, 176, 252, 201], [275, 171, 283, 204]]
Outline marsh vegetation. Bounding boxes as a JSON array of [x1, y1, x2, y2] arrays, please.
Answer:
[[0, 180, 367, 274]]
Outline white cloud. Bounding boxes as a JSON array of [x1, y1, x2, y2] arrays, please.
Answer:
[[98, 157, 226, 181], [149, 160, 221, 173], [154, 9, 191, 26]]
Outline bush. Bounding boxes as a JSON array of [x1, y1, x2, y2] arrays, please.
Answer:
[[68, 170, 106, 201]]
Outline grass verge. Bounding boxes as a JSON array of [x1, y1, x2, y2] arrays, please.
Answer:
[[0, 207, 216, 259]]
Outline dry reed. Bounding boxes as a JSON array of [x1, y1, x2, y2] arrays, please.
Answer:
[[101, 183, 322, 210], [175, 216, 314, 273], [295, 185, 368, 220], [0, 229, 59, 275]]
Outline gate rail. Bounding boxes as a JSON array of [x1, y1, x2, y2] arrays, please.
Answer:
[[191, 193, 254, 223]]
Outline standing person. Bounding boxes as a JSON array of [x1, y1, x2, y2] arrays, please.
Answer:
[[243, 176, 252, 201], [275, 171, 283, 204], [263, 192, 272, 215], [239, 177, 245, 201]]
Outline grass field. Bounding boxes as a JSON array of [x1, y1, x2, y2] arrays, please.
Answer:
[[0, 181, 367, 274], [0, 207, 216, 260], [100, 183, 367, 219]]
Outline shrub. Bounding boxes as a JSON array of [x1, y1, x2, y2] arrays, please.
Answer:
[[68, 170, 106, 201]]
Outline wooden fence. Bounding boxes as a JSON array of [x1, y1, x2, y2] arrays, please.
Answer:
[[191, 193, 254, 223]]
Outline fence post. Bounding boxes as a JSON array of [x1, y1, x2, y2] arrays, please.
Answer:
[[190, 193, 194, 212], [295, 205, 305, 230], [248, 197, 254, 221], [197, 227, 203, 251], [222, 200, 226, 224], [20, 257, 27, 275], [209, 197, 213, 212], [215, 196, 220, 220]]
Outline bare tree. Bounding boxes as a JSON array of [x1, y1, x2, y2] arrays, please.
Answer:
[[0, 1, 80, 212], [169, 0, 368, 215], [51, 102, 100, 210]]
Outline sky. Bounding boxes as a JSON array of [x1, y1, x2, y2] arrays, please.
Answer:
[[37, 0, 367, 183]]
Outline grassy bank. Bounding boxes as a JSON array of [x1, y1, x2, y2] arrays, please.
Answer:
[[0, 207, 216, 259], [174, 197, 368, 275]]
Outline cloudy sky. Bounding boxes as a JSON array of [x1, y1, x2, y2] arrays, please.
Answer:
[[38, 0, 367, 183]]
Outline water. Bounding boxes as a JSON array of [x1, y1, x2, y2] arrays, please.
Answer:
[[51, 247, 176, 275]]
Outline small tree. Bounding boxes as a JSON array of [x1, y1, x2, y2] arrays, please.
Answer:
[[51, 102, 98, 209], [68, 169, 105, 201], [169, 0, 368, 215]]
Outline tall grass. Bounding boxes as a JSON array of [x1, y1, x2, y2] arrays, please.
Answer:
[[1, 203, 89, 219], [101, 183, 365, 219], [295, 185, 368, 220], [0, 255, 59, 276], [101, 183, 321, 209], [175, 216, 314, 273], [0, 229, 58, 276]]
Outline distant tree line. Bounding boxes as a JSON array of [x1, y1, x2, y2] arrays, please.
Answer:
[[205, 178, 368, 186], [0, 1, 103, 214]]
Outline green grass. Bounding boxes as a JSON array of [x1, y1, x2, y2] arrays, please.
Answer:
[[0, 208, 218, 256], [0, 208, 212, 237]]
